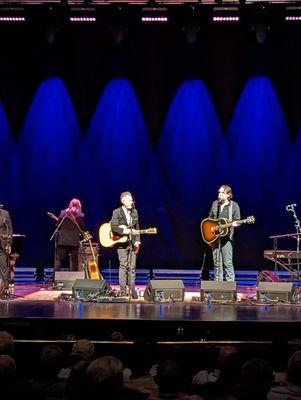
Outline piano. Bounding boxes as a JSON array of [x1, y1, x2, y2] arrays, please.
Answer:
[[264, 249, 301, 276], [264, 250, 301, 259]]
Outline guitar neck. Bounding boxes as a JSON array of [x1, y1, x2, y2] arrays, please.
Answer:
[[221, 219, 246, 229], [137, 229, 154, 234]]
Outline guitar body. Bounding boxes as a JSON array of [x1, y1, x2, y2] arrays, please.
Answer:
[[201, 218, 230, 245], [87, 260, 102, 280], [99, 223, 157, 248], [99, 223, 128, 248]]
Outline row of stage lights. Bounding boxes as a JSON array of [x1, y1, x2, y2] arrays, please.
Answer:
[[0, 5, 301, 24]]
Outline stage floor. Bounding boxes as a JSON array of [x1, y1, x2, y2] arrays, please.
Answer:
[[0, 283, 301, 342]]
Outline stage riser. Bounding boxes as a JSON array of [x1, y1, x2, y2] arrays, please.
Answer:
[[1, 318, 301, 342], [13, 267, 301, 285]]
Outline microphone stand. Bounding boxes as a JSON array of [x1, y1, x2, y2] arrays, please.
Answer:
[[43, 214, 69, 288], [287, 204, 301, 292], [128, 205, 134, 298]]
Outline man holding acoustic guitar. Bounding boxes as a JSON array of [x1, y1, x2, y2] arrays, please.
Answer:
[[111, 191, 141, 299], [207, 185, 240, 282], [201, 186, 255, 282]]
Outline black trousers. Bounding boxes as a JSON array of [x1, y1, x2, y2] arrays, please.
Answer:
[[54, 245, 79, 271], [117, 246, 137, 294], [0, 248, 10, 288]]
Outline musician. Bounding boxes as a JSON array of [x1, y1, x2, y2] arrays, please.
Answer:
[[111, 192, 140, 298], [0, 205, 13, 292], [54, 199, 85, 271], [209, 185, 240, 281]]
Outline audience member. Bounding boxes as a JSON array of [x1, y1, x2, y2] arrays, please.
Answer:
[[193, 347, 237, 386], [268, 351, 301, 400], [86, 355, 144, 400], [235, 358, 274, 400], [149, 359, 203, 400], [0, 331, 14, 357]]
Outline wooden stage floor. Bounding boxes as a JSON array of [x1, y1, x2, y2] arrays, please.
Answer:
[[0, 283, 301, 342]]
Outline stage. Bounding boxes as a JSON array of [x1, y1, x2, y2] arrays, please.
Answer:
[[1, 282, 301, 344]]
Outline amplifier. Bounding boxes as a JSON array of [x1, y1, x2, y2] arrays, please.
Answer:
[[72, 279, 110, 299], [54, 271, 85, 290], [144, 280, 185, 302], [201, 281, 237, 302], [257, 282, 294, 302]]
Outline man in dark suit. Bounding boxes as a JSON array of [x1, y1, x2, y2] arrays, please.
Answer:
[[54, 199, 85, 271], [0, 205, 13, 292], [111, 192, 140, 298]]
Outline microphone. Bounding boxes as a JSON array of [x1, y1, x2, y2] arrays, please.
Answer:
[[286, 203, 297, 211]]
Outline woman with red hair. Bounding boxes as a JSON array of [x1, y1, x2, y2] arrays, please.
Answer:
[[54, 198, 85, 271]]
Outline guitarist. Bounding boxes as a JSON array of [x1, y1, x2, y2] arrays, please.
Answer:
[[54, 198, 85, 271], [111, 191, 140, 298], [0, 204, 13, 293], [209, 185, 240, 282]]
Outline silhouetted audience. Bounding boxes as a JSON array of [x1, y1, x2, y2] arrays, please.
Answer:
[[193, 347, 237, 386], [235, 358, 274, 400], [123, 340, 158, 395], [86, 355, 144, 400], [149, 359, 203, 400], [0, 330, 14, 357], [36, 345, 66, 400], [200, 352, 244, 400], [268, 350, 301, 400], [58, 339, 95, 380]]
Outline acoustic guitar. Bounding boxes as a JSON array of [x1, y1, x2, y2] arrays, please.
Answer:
[[201, 215, 255, 245], [99, 222, 157, 248]]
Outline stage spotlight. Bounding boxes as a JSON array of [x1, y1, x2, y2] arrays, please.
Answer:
[[69, 7, 96, 23], [141, 7, 169, 24], [0, 7, 25, 23], [285, 7, 301, 23], [212, 7, 240, 23]]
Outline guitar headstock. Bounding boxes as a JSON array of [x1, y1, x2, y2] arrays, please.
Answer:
[[246, 215, 255, 224], [83, 231, 93, 241], [47, 212, 57, 221], [147, 227, 157, 234]]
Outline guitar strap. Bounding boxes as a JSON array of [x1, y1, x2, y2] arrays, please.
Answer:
[[229, 201, 233, 221]]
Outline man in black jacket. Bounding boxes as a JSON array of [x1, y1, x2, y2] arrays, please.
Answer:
[[111, 192, 140, 298], [209, 185, 240, 281], [0, 205, 13, 292]]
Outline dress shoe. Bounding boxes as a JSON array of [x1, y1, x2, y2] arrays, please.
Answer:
[[130, 289, 138, 299]]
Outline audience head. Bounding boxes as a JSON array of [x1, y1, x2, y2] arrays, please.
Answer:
[[0, 354, 16, 384], [240, 358, 274, 397], [287, 350, 301, 387], [217, 346, 237, 369], [71, 339, 95, 361], [40, 345, 64, 379], [0, 331, 14, 356], [154, 359, 184, 394], [86, 356, 123, 398]]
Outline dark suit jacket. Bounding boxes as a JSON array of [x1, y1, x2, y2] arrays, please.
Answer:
[[111, 207, 140, 247], [56, 211, 85, 247], [0, 209, 13, 251]]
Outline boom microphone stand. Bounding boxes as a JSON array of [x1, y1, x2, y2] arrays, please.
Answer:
[[286, 203, 301, 288]]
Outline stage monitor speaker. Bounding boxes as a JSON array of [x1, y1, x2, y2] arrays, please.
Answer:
[[257, 282, 294, 302], [144, 280, 185, 302], [72, 279, 110, 299], [54, 271, 85, 290], [201, 281, 237, 302]]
